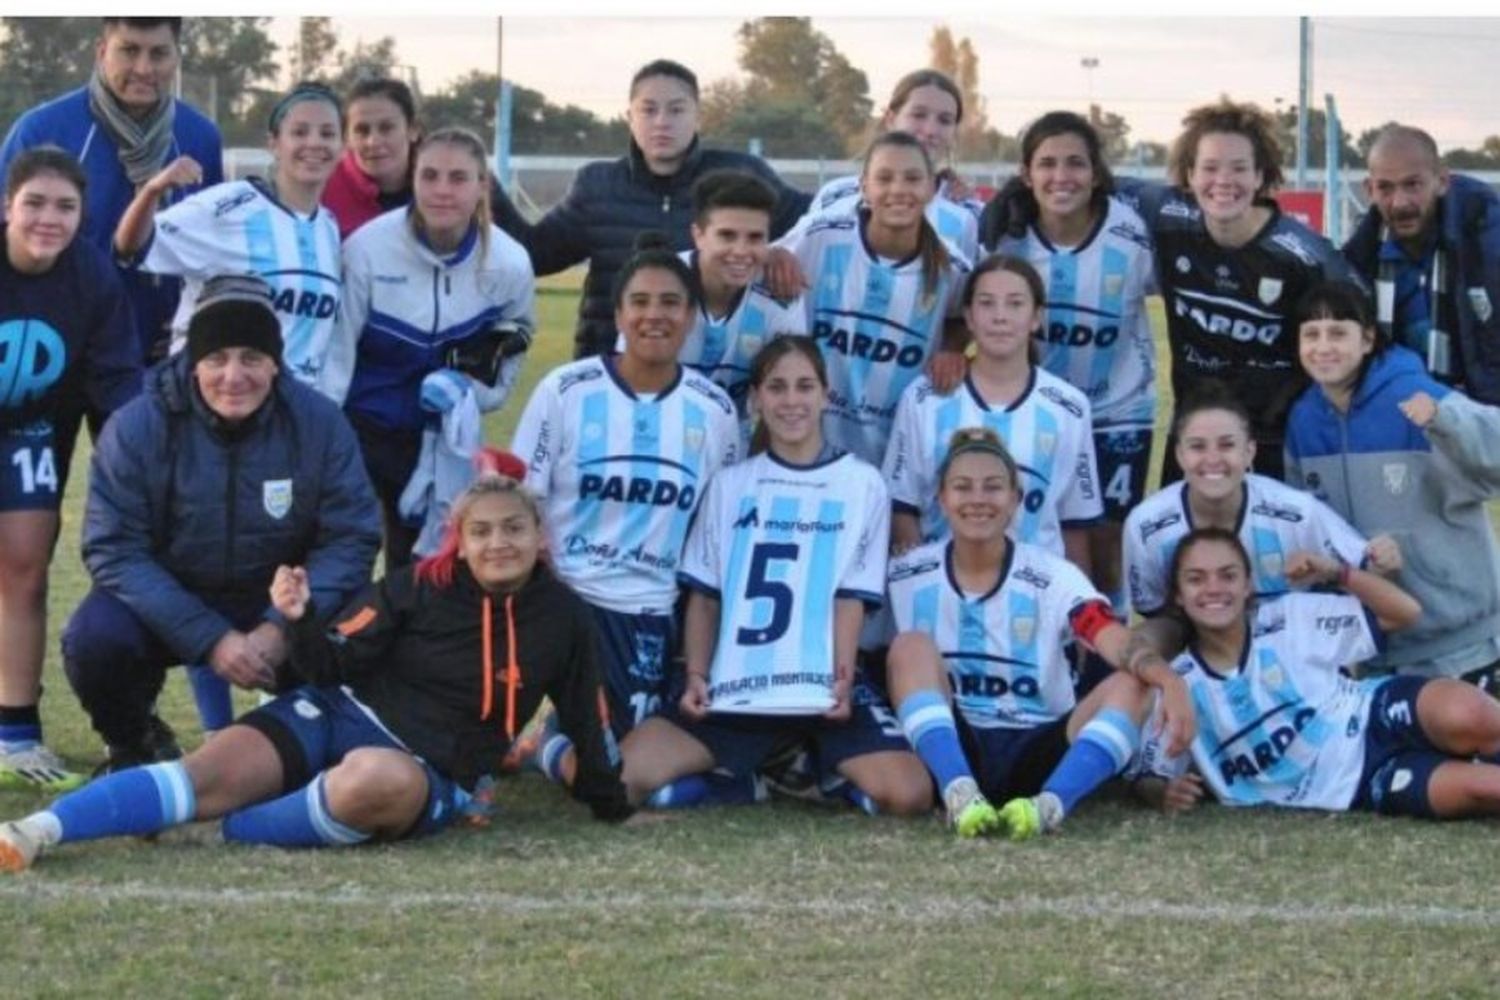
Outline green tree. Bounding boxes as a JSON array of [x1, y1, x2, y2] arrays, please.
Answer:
[[1274, 107, 1363, 170], [701, 18, 872, 157], [178, 17, 278, 132], [927, 25, 1007, 160], [423, 71, 627, 155], [290, 16, 338, 82], [328, 36, 400, 95], [0, 17, 98, 132]]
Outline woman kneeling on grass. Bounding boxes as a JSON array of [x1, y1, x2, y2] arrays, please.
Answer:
[[0, 458, 631, 872], [1134, 527, 1500, 820], [885, 428, 1194, 839]]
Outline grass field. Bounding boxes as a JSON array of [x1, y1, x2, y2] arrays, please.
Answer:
[[5, 282, 1500, 998]]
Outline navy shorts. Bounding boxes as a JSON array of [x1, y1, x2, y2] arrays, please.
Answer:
[[1094, 426, 1152, 521], [1353, 676, 1444, 819], [587, 603, 678, 739], [665, 674, 910, 779], [956, 711, 1073, 801], [0, 420, 60, 512], [238, 685, 463, 839]]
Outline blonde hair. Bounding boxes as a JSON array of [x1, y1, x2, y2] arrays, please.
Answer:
[[411, 126, 493, 262]]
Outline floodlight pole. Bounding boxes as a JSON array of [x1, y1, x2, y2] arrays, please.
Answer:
[[1297, 17, 1312, 189]]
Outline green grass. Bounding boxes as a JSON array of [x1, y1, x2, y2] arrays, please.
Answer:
[[6, 287, 1500, 997]]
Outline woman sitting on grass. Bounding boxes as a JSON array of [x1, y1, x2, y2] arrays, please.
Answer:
[[1133, 527, 1500, 820], [0, 456, 630, 873]]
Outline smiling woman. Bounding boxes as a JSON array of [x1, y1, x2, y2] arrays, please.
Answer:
[[110, 82, 345, 397]]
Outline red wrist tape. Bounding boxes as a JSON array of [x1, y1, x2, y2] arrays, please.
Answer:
[[1069, 600, 1119, 646]]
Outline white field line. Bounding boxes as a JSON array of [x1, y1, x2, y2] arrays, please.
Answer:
[[3, 881, 1500, 928]]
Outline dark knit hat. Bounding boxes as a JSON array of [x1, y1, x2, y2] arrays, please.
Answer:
[[187, 274, 282, 365]]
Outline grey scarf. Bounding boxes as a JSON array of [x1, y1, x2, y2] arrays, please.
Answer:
[[87, 67, 175, 186]]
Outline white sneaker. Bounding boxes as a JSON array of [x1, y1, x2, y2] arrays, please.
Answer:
[[0, 743, 86, 793], [0, 821, 41, 873]]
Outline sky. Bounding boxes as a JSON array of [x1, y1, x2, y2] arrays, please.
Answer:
[[254, 14, 1500, 151]]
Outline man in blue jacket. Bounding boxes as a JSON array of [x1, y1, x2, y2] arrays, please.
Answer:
[[490, 59, 810, 359], [1, 17, 223, 483], [61, 275, 380, 773], [1343, 124, 1500, 404]]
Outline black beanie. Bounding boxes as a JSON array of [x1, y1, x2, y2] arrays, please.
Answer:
[[187, 274, 282, 365]]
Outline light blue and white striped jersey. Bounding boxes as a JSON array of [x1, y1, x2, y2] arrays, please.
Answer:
[[613, 250, 805, 440], [512, 356, 739, 615], [990, 197, 1158, 430], [883, 368, 1102, 554], [1122, 474, 1368, 616], [781, 213, 968, 467], [888, 539, 1108, 729], [141, 179, 342, 391], [1142, 593, 1382, 810], [803, 173, 981, 262], [680, 450, 888, 715]]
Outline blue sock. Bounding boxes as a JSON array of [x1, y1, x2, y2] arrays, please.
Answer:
[[537, 732, 574, 786], [187, 665, 235, 731], [222, 772, 370, 848], [1042, 708, 1139, 816], [896, 690, 973, 797], [48, 761, 196, 843], [0, 704, 42, 749], [646, 771, 762, 809]]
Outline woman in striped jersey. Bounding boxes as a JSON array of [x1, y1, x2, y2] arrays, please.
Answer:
[[883, 254, 1101, 570], [620, 336, 932, 816], [1133, 527, 1500, 821], [982, 112, 1157, 604], [113, 82, 345, 393]]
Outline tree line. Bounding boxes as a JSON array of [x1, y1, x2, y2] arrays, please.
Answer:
[[4, 16, 1500, 170]]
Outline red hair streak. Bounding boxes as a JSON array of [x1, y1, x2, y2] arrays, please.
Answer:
[[413, 447, 528, 588]]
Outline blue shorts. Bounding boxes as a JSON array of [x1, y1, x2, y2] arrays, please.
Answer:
[[1353, 676, 1444, 819], [238, 685, 462, 839], [587, 603, 678, 739], [0, 420, 60, 512], [956, 711, 1073, 801], [665, 674, 910, 779], [1093, 426, 1152, 521]]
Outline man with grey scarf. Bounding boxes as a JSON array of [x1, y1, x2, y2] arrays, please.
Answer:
[[1, 16, 223, 492]]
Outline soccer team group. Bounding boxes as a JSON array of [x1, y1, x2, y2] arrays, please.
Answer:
[[4, 17, 1500, 873]]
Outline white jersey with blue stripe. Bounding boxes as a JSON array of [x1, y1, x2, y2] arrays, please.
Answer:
[[804, 173, 981, 263], [781, 212, 968, 466], [883, 368, 1102, 554], [1123, 474, 1369, 616], [680, 449, 889, 715], [142, 179, 342, 390], [1144, 593, 1382, 810], [990, 197, 1158, 429], [888, 539, 1107, 729], [511, 356, 740, 615]]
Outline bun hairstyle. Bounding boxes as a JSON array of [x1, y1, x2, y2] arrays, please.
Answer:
[[612, 230, 700, 310], [937, 425, 1020, 490], [414, 448, 537, 589]]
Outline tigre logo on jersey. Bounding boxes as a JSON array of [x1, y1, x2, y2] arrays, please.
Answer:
[[684, 374, 735, 415], [1268, 232, 1318, 267], [1014, 565, 1052, 590], [1250, 501, 1303, 524], [1107, 221, 1152, 250], [211, 189, 258, 217], [557, 367, 605, 395], [1038, 385, 1084, 419], [888, 554, 941, 582], [1316, 614, 1360, 635]]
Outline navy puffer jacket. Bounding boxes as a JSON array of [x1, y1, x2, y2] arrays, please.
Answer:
[[491, 137, 811, 358], [82, 352, 381, 664]]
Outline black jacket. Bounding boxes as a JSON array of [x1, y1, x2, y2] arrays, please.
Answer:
[[491, 137, 811, 358], [288, 561, 632, 820]]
